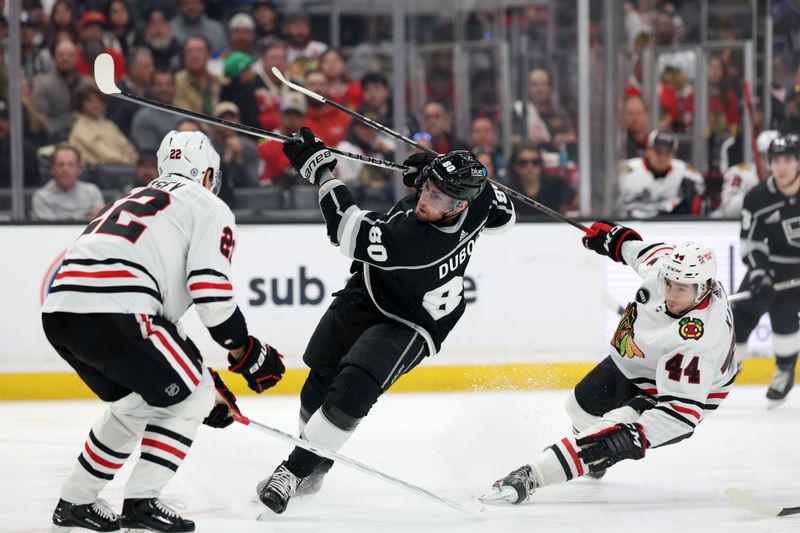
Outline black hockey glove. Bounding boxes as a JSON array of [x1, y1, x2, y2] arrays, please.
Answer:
[[582, 221, 642, 263], [402, 151, 437, 187], [749, 271, 775, 306], [575, 423, 647, 473], [227, 336, 286, 393], [282, 127, 337, 185], [203, 368, 241, 429]]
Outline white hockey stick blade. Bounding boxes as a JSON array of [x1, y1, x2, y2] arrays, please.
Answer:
[[93, 53, 121, 95], [271, 67, 324, 102], [725, 488, 800, 517], [478, 486, 520, 504]]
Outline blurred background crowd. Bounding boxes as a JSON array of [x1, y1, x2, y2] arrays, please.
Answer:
[[0, 0, 798, 221]]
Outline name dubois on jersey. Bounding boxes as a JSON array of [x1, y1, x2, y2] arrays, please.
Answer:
[[438, 237, 476, 279]]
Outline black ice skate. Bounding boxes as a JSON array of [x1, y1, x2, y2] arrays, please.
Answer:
[[51, 498, 120, 532], [479, 464, 540, 504], [120, 498, 194, 532], [294, 458, 333, 497], [585, 467, 607, 480], [766, 367, 795, 409], [257, 461, 301, 514]]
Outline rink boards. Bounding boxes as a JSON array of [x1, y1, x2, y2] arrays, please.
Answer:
[[0, 220, 786, 399]]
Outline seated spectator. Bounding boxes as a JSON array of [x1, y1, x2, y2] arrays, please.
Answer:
[[32, 39, 91, 142], [252, 40, 292, 132], [252, 0, 280, 53], [106, 47, 155, 138], [211, 12, 258, 74], [258, 92, 306, 185], [20, 76, 49, 148], [335, 119, 395, 212], [174, 36, 221, 116], [142, 10, 182, 72], [209, 101, 261, 188], [319, 48, 363, 110], [68, 85, 138, 167], [219, 52, 261, 130], [360, 72, 391, 122], [472, 146, 497, 180], [44, 0, 80, 52], [514, 67, 576, 152], [778, 84, 800, 136], [32, 144, 104, 221], [617, 130, 705, 218], [171, 118, 237, 206], [282, 12, 327, 79], [0, 100, 41, 187], [20, 11, 52, 87], [131, 70, 183, 153], [75, 11, 126, 82], [507, 143, 576, 217], [469, 117, 506, 173], [303, 70, 351, 146], [705, 54, 740, 137], [171, 0, 226, 51], [128, 153, 159, 191], [625, 95, 650, 158], [104, 0, 143, 59], [420, 101, 469, 154]]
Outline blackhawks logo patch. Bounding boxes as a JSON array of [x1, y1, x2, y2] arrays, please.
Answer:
[[611, 302, 644, 358], [679, 317, 704, 340]]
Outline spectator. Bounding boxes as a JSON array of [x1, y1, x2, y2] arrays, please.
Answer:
[[515, 67, 577, 152], [770, 56, 789, 129], [773, 0, 800, 75], [252, 40, 291, 131], [617, 130, 705, 218], [208, 101, 261, 188], [32, 144, 104, 221], [219, 52, 262, 129], [258, 91, 306, 185], [75, 11, 126, 82], [625, 95, 650, 158], [319, 48, 362, 110], [171, 0, 226, 51], [778, 84, 800, 136], [106, 47, 154, 138], [507, 142, 576, 217], [142, 10, 182, 72], [175, 119, 202, 132], [20, 11, 52, 86], [32, 39, 91, 142], [282, 12, 327, 79], [252, 0, 280, 53], [469, 117, 506, 171], [706, 54, 740, 137], [104, 0, 143, 59], [472, 147, 497, 180], [128, 153, 159, 191], [174, 36, 221, 116], [220, 12, 258, 61], [44, 0, 79, 51], [0, 100, 41, 187], [131, 70, 182, 153], [19, 75, 49, 148], [303, 69, 351, 146], [420, 101, 469, 154], [335, 119, 395, 212], [360, 72, 390, 122], [68, 84, 138, 167]]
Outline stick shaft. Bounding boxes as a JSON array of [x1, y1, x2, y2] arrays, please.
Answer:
[[728, 277, 800, 303]]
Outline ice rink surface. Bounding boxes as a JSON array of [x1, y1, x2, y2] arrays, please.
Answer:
[[2, 385, 799, 533]]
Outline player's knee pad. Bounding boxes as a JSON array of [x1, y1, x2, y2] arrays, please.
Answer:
[[565, 391, 601, 433], [326, 364, 382, 420], [301, 367, 337, 411], [772, 332, 799, 358]]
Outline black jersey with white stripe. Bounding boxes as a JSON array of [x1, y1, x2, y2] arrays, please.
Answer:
[[740, 177, 800, 277], [42, 175, 248, 350], [317, 178, 515, 354]]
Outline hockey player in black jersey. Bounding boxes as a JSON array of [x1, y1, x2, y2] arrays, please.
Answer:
[[256, 127, 515, 514], [735, 134, 800, 408]]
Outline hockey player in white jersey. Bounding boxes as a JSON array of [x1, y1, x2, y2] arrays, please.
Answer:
[[711, 130, 780, 218], [42, 131, 285, 532], [483, 221, 736, 504], [618, 130, 706, 218]]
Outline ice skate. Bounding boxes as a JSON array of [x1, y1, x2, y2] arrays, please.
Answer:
[[51, 498, 120, 532], [294, 458, 333, 497], [479, 464, 539, 504], [766, 368, 795, 409], [257, 461, 301, 514], [120, 498, 194, 532]]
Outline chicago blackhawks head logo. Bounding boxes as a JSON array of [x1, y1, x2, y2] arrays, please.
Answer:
[[612, 302, 645, 358], [679, 317, 704, 340]]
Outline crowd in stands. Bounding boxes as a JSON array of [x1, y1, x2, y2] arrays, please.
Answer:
[[0, 0, 798, 222]]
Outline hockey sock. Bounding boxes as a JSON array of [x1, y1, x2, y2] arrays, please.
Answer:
[[287, 403, 360, 478], [531, 437, 589, 488], [775, 354, 798, 372], [772, 333, 798, 370]]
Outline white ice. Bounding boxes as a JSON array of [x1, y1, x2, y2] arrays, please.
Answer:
[[2, 386, 799, 533]]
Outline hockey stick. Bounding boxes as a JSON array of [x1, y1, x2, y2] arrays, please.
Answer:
[[742, 81, 762, 179], [725, 488, 800, 517], [728, 277, 800, 303], [228, 409, 486, 518], [271, 68, 589, 233], [92, 54, 406, 173]]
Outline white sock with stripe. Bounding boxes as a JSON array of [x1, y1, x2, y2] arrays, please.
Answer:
[[531, 436, 589, 488]]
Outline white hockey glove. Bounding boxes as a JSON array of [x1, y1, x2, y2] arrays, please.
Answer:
[[282, 127, 337, 185]]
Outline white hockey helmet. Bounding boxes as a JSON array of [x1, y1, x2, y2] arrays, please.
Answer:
[[156, 130, 221, 195], [756, 130, 780, 154], [659, 243, 717, 304]]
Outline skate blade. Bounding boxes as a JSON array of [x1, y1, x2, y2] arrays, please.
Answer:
[[478, 486, 518, 504], [50, 526, 73, 533], [766, 397, 787, 410]]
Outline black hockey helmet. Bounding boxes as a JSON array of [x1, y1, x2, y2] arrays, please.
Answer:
[[416, 150, 487, 203], [768, 134, 800, 162]]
